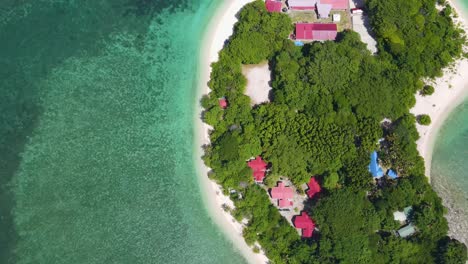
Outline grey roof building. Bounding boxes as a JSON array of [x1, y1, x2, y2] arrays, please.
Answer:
[[397, 224, 416, 238]]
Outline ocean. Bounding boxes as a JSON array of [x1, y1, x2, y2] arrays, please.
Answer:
[[0, 1, 246, 263]]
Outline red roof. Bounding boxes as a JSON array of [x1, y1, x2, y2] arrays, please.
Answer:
[[295, 23, 337, 41], [307, 177, 321, 199], [248, 156, 267, 171], [271, 182, 294, 200], [294, 212, 315, 238], [253, 170, 266, 182], [302, 226, 314, 237], [266, 0, 282, 12], [219, 98, 228, 109], [320, 0, 349, 10], [278, 199, 293, 208], [248, 156, 268, 183]]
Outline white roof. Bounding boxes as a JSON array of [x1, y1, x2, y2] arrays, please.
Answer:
[[288, 0, 317, 7], [393, 211, 407, 222], [317, 3, 332, 17], [333, 14, 341, 22]]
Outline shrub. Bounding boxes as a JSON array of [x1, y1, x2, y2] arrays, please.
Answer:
[[417, 114, 432, 125], [421, 85, 435, 96]]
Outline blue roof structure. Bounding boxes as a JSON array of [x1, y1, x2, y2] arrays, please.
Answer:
[[388, 169, 398, 179], [294, 41, 304, 46], [368, 151, 384, 178]]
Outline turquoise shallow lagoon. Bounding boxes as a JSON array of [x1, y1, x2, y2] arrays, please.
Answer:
[[430, 0, 468, 245], [0, 1, 246, 263], [460, 0, 468, 10], [431, 101, 468, 244]]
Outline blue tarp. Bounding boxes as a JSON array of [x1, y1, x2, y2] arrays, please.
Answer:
[[388, 169, 398, 179], [294, 41, 304, 46], [368, 151, 384, 178]]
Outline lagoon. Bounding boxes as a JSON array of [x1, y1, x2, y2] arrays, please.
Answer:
[[0, 1, 246, 263]]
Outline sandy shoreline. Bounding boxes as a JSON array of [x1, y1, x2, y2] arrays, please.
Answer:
[[194, 1, 267, 263], [410, 0, 468, 180]]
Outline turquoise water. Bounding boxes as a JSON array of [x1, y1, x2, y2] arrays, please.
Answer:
[[460, 0, 468, 10], [0, 1, 246, 263], [430, 0, 468, 246], [431, 101, 468, 245]]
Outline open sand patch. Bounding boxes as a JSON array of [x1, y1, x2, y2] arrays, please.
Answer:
[[242, 62, 272, 105]]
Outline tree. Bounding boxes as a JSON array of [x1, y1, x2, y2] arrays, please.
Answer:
[[367, 0, 464, 78], [437, 237, 468, 264], [417, 114, 432, 125], [312, 188, 381, 263], [323, 172, 339, 190]]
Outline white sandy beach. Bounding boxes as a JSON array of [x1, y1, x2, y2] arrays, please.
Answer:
[[194, 1, 268, 264], [410, 0, 468, 180]]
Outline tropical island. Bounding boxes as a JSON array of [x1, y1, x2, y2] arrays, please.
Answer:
[[199, 0, 468, 263]]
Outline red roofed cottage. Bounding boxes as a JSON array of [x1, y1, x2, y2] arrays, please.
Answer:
[[248, 156, 267, 171], [278, 199, 293, 208], [271, 181, 294, 208], [307, 177, 321, 199], [253, 170, 266, 183], [294, 212, 316, 238], [248, 156, 268, 183], [219, 98, 228, 109], [271, 182, 294, 200], [295, 23, 337, 41]]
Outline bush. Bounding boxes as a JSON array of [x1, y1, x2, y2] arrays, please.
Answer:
[[417, 114, 432, 125], [421, 85, 435, 96]]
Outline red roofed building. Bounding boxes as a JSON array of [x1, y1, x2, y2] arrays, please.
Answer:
[[219, 98, 228, 109], [248, 156, 267, 171], [248, 156, 268, 183], [271, 181, 294, 208], [295, 23, 337, 41], [266, 0, 282, 12], [307, 177, 321, 199], [278, 199, 293, 208], [294, 212, 316, 238], [271, 182, 294, 200], [319, 0, 348, 9], [253, 170, 266, 183]]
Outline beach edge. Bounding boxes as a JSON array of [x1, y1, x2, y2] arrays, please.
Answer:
[[193, 1, 268, 264], [411, 0, 468, 180]]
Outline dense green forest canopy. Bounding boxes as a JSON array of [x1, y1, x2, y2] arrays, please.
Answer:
[[201, 0, 467, 263]]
